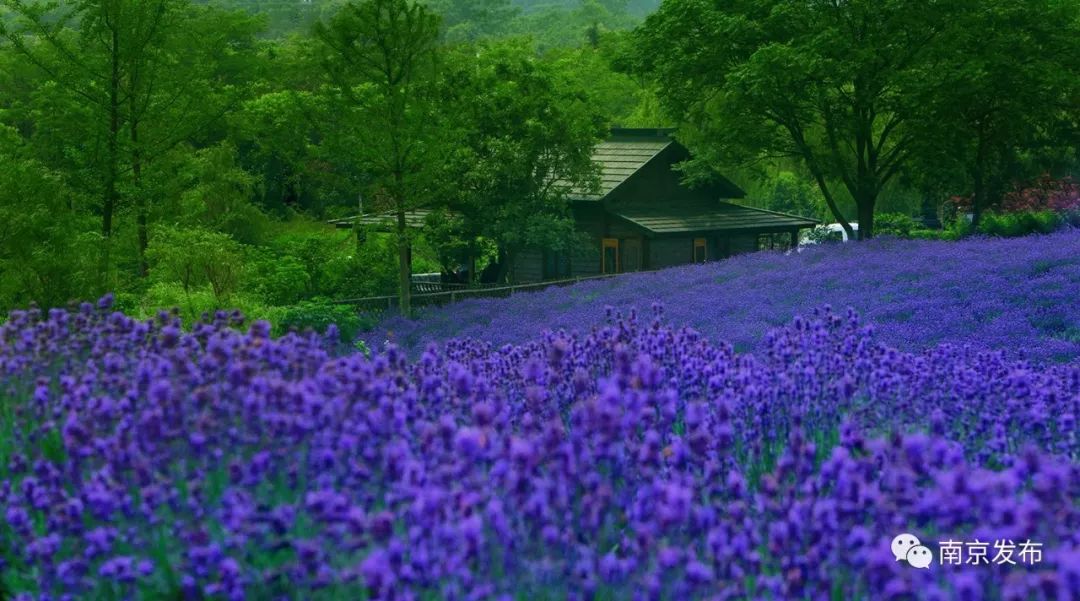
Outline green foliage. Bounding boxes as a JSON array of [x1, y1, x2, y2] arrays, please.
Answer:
[[275, 300, 374, 345], [977, 211, 1062, 238], [430, 0, 519, 41], [631, 0, 1080, 239], [874, 214, 920, 239], [1, 0, 263, 280], [147, 226, 245, 301], [0, 127, 98, 309], [316, 0, 448, 314], [138, 281, 282, 327], [908, 229, 946, 241], [438, 38, 607, 281], [758, 171, 823, 219], [175, 143, 270, 245], [244, 249, 312, 306], [906, 0, 1080, 223]]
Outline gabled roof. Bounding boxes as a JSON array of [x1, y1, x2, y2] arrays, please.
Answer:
[[613, 201, 818, 235], [567, 128, 745, 201], [575, 135, 672, 201]]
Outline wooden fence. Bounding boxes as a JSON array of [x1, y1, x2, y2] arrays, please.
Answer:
[[334, 272, 624, 313]]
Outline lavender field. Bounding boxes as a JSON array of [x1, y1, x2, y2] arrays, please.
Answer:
[[372, 232, 1080, 365], [2, 235, 1080, 600]]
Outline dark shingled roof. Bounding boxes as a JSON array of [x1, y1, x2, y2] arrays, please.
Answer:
[[573, 138, 672, 201], [567, 128, 745, 201], [614, 201, 818, 235]]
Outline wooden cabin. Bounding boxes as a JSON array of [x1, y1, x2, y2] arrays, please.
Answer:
[[330, 128, 818, 285], [509, 128, 819, 282]]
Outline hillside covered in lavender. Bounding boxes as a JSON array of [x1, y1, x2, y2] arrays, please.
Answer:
[[372, 231, 1080, 365], [3, 232, 1079, 600]]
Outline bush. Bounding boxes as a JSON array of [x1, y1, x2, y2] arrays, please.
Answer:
[[942, 218, 973, 240], [137, 281, 282, 328], [147, 225, 246, 301], [275, 300, 374, 346], [874, 213, 919, 238], [907, 229, 945, 240], [1000, 174, 1080, 214], [244, 247, 311, 306], [977, 211, 1062, 238]]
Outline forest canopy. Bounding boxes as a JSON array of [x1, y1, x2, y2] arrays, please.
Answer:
[[1, 0, 1078, 320]]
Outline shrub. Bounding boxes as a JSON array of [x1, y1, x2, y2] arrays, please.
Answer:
[[907, 228, 944, 240], [275, 300, 374, 346], [139, 281, 281, 327], [244, 247, 311, 306], [804, 224, 844, 243], [1000, 174, 1080, 214], [874, 213, 919, 238], [977, 210, 1061, 238], [147, 225, 245, 301]]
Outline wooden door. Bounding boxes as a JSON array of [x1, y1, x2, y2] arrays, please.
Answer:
[[602, 238, 619, 273], [693, 238, 707, 263]]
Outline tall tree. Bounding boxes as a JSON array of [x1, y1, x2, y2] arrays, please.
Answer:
[[316, 0, 446, 315], [632, 0, 962, 239], [909, 0, 1080, 226], [0, 0, 258, 283]]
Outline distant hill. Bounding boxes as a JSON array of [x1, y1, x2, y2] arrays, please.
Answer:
[[209, 0, 659, 38]]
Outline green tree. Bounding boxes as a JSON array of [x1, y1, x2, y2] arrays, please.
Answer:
[[1, 0, 259, 282], [439, 40, 605, 282], [908, 0, 1080, 227], [0, 126, 98, 310], [761, 171, 822, 219], [429, 0, 518, 41], [547, 30, 663, 127], [632, 0, 965, 239], [146, 224, 244, 302], [316, 0, 448, 315]]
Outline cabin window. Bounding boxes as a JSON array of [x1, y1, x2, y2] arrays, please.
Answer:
[[601, 238, 619, 273], [542, 250, 571, 280], [693, 238, 707, 263]]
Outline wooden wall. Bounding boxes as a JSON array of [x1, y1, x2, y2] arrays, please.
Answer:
[[726, 234, 758, 255], [511, 248, 544, 283], [649, 237, 692, 268]]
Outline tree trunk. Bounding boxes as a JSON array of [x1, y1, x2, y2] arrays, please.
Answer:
[[100, 24, 122, 291], [131, 112, 148, 278], [794, 135, 855, 240], [856, 198, 875, 240], [396, 204, 412, 317], [971, 131, 988, 229]]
